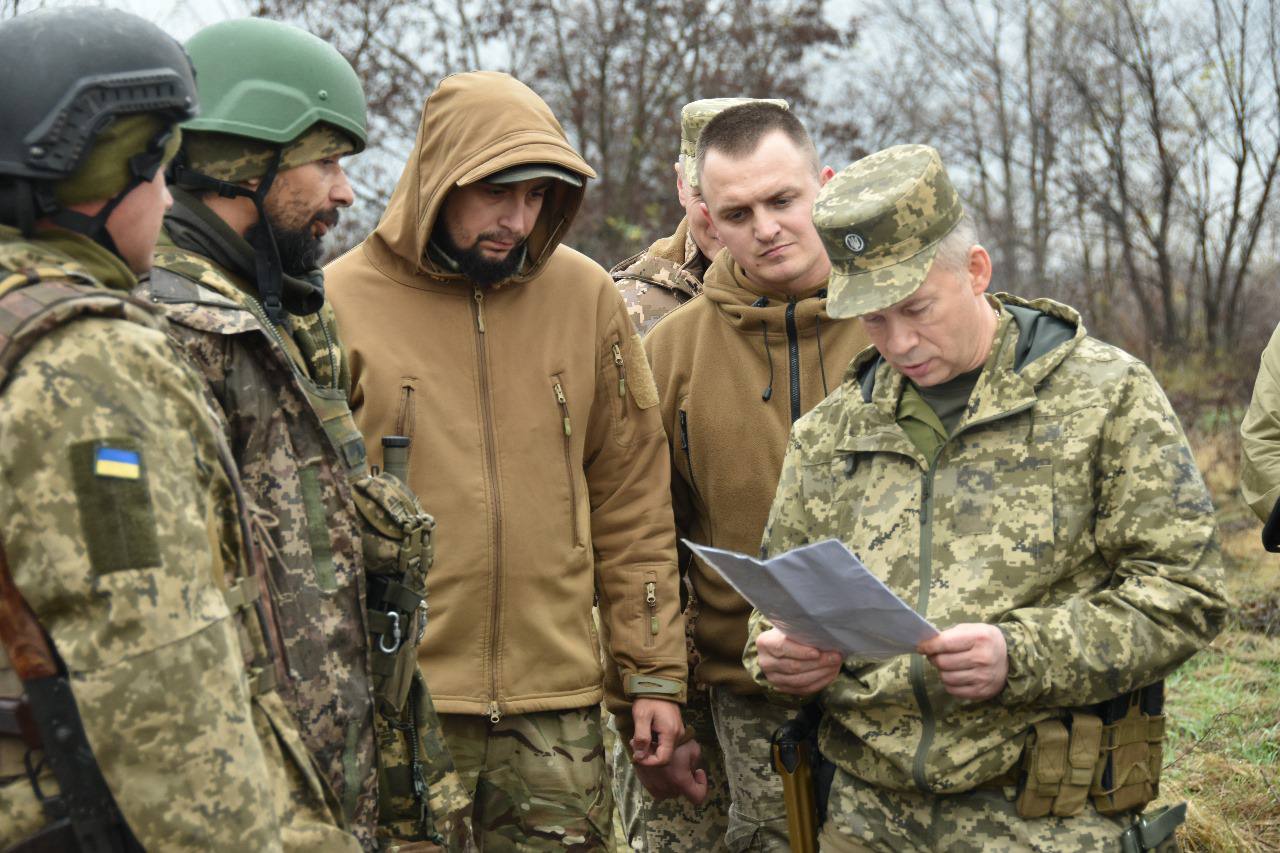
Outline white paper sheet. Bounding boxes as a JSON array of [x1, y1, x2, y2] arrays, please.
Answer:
[[684, 538, 938, 659]]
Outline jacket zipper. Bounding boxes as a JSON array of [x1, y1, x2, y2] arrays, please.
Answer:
[[786, 300, 801, 423], [644, 575, 658, 648], [678, 409, 699, 497], [472, 285, 502, 723], [553, 377, 581, 546], [611, 341, 627, 401], [318, 311, 339, 390], [906, 402, 1039, 791], [910, 447, 943, 792]]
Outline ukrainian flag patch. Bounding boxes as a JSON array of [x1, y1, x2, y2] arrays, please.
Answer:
[[94, 447, 141, 480]]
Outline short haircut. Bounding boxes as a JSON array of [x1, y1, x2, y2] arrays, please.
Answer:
[[932, 212, 979, 276], [695, 102, 819, 183]]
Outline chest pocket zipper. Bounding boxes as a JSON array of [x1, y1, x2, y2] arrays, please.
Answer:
[[552, 377, 581, 547], [394, 378, 417, 442], [611, 341, 628, 402], [678, 408, 699, 497]]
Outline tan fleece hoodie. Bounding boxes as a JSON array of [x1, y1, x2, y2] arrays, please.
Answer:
[[644, 251, 869, 692], [325, 72, 686, 724]]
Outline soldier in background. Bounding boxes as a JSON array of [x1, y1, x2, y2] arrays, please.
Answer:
[[133, 18, 467, 849], [611, 98, 786, 335], [0, 8, 358, 850], [748, 145, 1228, 852], [634, 101, 869, 852], [1239, 328, 1280, 545]]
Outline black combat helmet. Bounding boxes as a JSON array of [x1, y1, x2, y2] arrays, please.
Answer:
[[0, 6, 198, 253]]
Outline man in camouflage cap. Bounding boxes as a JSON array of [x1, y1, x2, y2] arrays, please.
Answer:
[[0, 7, 361, 850], [133, 18, 468, 850], [746, 144, 1228, 851], [611, 97, 786, 334]]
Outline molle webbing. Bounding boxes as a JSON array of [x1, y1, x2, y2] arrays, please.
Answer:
[[0, 277, 164, 393]]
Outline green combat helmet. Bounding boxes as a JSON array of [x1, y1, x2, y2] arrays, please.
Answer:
[[679, 97, 789, 191], [814, 143, 963, 319], [0, 6, 197, 259], [169, 18, 368, 322]]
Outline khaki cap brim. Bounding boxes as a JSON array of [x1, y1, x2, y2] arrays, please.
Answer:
[[826, 240, 942, 319]]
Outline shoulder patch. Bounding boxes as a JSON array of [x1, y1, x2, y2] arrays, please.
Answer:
[[623, 331, 659, 410], [70, 437, 161, 574]]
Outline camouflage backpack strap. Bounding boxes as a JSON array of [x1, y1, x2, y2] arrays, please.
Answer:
[[0, 272, 164, 394], [612, 253, 700, 301]]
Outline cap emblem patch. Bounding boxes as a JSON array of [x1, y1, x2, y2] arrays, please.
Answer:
[[844, 232, 867, 254]]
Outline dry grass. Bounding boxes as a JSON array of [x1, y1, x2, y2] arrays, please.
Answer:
[[1153, 352, 1280, 852]]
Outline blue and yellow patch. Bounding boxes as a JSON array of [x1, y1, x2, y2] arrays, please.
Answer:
[[94, 447, 141, 480]]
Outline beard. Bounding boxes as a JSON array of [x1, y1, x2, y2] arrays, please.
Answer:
[[432, 224, 526, 287], [246, 206, 339, 277]]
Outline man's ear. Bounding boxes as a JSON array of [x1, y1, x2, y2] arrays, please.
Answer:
[[819, 165, 835, 186], [968, 244, 993, 295], [676, 166, 690, 208], [698, 200, 713, 227]]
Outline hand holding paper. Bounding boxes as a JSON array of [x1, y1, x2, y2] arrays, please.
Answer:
[[684, 538, 938, 659]]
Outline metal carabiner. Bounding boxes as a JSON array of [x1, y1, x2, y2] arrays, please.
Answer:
[[379, 610, 402, 654]]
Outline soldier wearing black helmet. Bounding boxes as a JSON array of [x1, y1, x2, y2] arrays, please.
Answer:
[[0, 6, 359, 851]]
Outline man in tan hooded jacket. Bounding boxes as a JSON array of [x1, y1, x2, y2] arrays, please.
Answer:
[[640, 101, 870, 851], [325, 71, 688, 849]]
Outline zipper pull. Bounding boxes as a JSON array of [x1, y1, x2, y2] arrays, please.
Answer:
[[488, 701, 501, 724], [554, 382, 572, 436], [612, 342, 626, 398], [645, 581, 658, 635], [473, 287, 486, 334]]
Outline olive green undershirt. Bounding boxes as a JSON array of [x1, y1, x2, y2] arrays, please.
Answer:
[[896, 366, 983, 460]]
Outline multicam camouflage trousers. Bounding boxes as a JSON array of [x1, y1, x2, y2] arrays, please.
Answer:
[[610, 686, 730, 851], [611, 687, 791, 852], [439, 707, 611, 851], [818, 766, 1133, 852]]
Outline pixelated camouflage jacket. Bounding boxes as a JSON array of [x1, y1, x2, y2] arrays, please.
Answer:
[[0, 227, 356, 851], [745, 293, 1228, 795], [610, 216, 707, 335], [133, 197, 381, 847]]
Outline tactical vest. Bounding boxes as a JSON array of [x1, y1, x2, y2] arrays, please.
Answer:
[[0, 261, 287, 851], [143, 253, 455, 844]]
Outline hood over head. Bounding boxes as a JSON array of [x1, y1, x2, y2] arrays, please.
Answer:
[[370, 71, 596, 284]]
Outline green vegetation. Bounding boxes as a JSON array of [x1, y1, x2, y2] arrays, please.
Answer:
[[1156, 356, 1280, 853]]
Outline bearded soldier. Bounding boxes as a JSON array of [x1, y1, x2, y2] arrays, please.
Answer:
[[748, 145, 1228, 852], [133, 18, 467, 849], [0, 8, 358, 850]]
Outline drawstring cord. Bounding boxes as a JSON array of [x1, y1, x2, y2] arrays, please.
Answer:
[[815, 315, 830, 396], [753, 296, 775, 402]]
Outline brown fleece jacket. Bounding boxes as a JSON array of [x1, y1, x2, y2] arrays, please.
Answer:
[[644, 251, 870, 692], [324, 72, 686, 725]]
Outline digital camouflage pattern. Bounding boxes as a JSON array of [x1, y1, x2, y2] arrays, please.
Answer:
[[182, 123, 356, 184], [611, 217, 706, 334], [611, 686, 730, 852], [679, 98, 788, 191], [0, 227, 355, 850], [705, 688, 791, 851], [816, 766, 1130, 852], [442, 707, 611, 851], [745, 295, 1228, 802], [815, 144, 963, 320], [137, 235, 381, 846]]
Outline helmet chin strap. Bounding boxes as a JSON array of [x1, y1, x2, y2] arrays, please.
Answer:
[[169, 147, 286, 323], [43, 127, 178, 263]]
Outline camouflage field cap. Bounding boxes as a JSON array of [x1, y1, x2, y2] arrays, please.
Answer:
[[817, 144, 963, 319], [679, 97, 788, 191]]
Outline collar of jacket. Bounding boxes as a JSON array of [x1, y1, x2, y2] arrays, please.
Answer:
[[701, 247, 832, 333], [838, 292, 1085, 459], [163, 186, 325, 316], [16, 226, 137, 293], [609, 216, 706, 299]]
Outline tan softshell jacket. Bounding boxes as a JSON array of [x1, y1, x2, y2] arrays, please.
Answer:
[[1240, 323, 1280, 521], [643, 254, 869, 692], [326, 72, 686, 725]]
